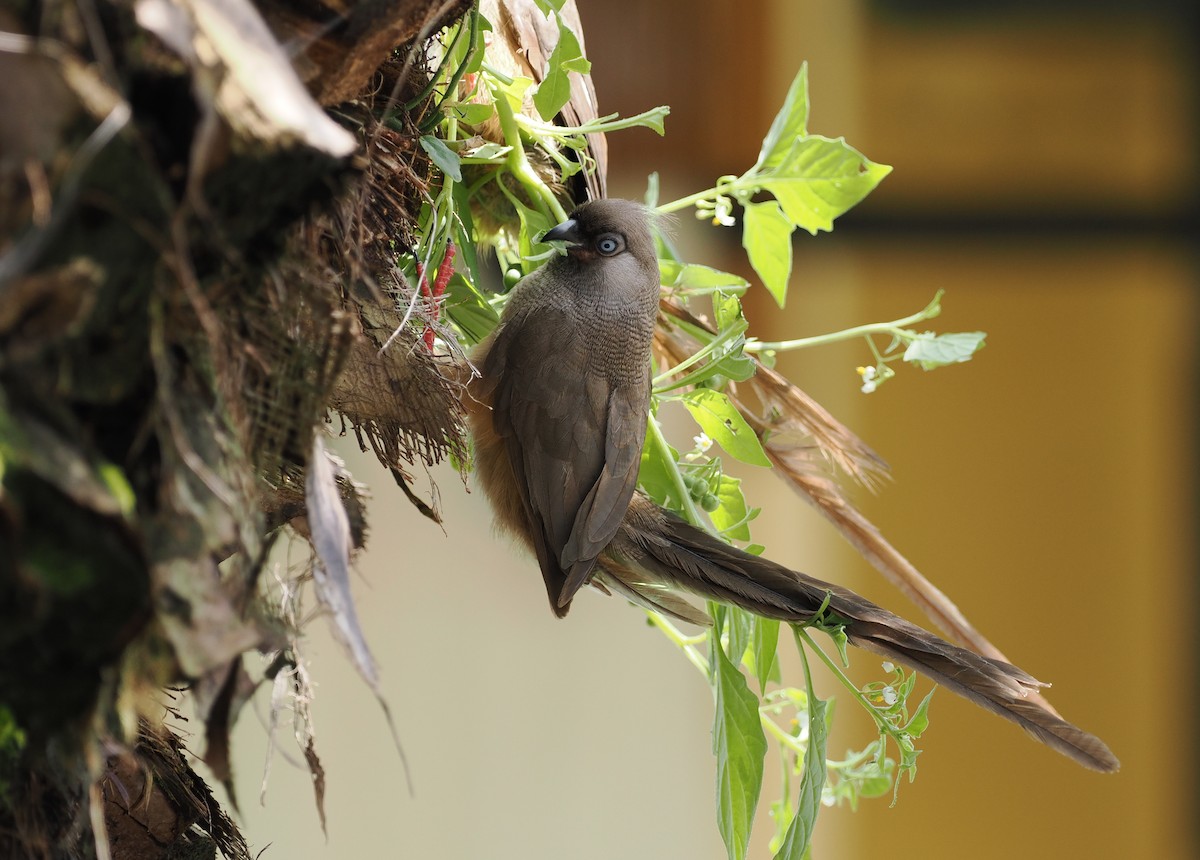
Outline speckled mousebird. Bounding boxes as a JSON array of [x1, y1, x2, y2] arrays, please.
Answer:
[[466, 198, 1118, 774]]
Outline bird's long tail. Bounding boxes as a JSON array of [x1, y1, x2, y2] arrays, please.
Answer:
[[616, 505, 1119, 773]]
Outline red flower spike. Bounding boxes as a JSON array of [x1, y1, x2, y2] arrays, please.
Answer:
[[420, 243, 456, 353]]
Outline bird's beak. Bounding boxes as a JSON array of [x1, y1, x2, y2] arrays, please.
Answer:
[[543, 218, 583, 249]]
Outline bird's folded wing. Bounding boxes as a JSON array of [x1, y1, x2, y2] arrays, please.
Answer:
[[488, 305, 645, 608]]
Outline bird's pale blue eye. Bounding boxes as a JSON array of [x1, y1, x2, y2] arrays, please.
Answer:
[[596, 234, 623, 256]]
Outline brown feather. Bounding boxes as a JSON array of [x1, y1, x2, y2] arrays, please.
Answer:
[[610, 497, 1118, 773]]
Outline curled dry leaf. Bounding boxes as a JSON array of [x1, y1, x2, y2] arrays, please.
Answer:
[[306, 434, 414, 786], [306, 434, 379, 689]]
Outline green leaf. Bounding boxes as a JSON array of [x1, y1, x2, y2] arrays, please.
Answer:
[[712, 641, 768, 860], [902, 331, 986, 370], [533, 20, 587, 120], [561, 56, 592, 74], [501, 188, 554, 262], [447, 102, 495, 126], [709, 474, 753, 541], [442, 10, 487, 80], [751, 616, 780, 693], [442, 102, 494, 126], [655, 312, 754, 393], [657, 341, 754, 393], [903, 688, 935, 739], [660, 261, 750, 295], [724, 605, 753, 671], [682, 390, 771, 467], [96, 462, 135, 516], [758, 136, 891, 235], [463, 141, 512, 160], [638, 431, 682, 508], [849, 755, 895, 803], [828, 625, 849, 666], [450, 181, 481, 284], [773, 696, 827, 859], [565, 106, 669, 137], [756, 62, 809, 171], [776, 638, 828, 860], [897, 734, 921, 790], [741, 200, 794, 307], [0, 705, 26, 752], [626, 106, 670, 136], [444, 273, 500, 345], [419, 135, 463, 181], [497, 75, 535, 113], [531, 0, 566, 13], [712, 291, 746, 331]]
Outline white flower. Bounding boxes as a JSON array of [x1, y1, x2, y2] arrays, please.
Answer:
[[693, 432, 713, 453], [856, 365, 878, 394], [881, 661, 895, 673], [711, 197, 736, 227], [880, 685, 898, 706]]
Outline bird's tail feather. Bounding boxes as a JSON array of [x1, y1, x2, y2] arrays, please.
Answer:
[[620, 509, 1119, 773]]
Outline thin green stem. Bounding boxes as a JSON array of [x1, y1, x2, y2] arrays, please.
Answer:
[[657, 172, 747, 214], [656, 185, 723, 214], [441, 115, 459, 191], [516, 106, 670, 140], [794, 628, 893, 736], [866, 335, 887, 365], [480, 61, 513, 86], [760, 710, 807, 756], [647, 612, 709, 674], [745, 291, 942, 353]]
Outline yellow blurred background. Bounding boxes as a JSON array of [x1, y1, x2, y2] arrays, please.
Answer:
[[226, 2, 1197, 857]]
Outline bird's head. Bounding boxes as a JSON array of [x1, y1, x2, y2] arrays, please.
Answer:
[[542, 199, 660, 274]]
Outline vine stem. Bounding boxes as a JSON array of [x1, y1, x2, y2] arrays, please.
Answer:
[[760, 706, 808, 756], [515, 105, 670, 139], [794, 627, 895, 737], [656, 185, 728, 214], [745, 290, 943, 353], [646, 612, 709, 674], [489, 80, 568, 223]]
